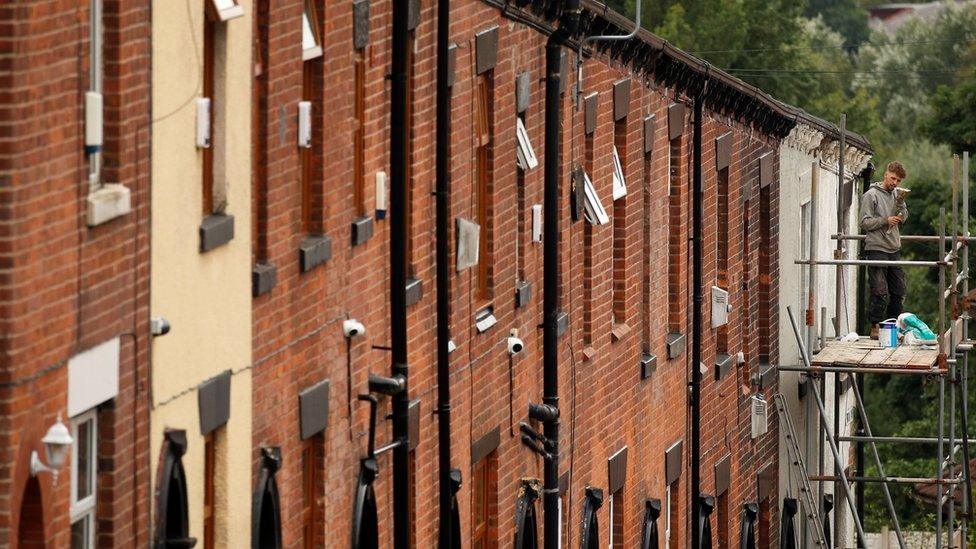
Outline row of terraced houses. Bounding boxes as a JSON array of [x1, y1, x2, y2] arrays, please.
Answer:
[[0, 0, 872, 547]]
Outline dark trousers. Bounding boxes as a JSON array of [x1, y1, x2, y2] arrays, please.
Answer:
[[866, 250, 907, 325]]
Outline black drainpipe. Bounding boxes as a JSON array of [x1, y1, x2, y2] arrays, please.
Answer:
[[690, 87, 704, 549], [390, 0, 410, 546], [854, 161, 873, 541], [435, 0, 455, 543], [541, 2, 579, 547]]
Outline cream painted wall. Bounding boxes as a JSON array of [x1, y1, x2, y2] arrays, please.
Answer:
[[149, 0, 252, 547], [777, 127, 869, 548]]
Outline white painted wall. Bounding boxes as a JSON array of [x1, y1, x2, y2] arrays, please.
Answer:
[[777, 124, 870, 548]]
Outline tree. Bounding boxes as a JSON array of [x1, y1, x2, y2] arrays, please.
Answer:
[[805, 0, 870, 48], [605, 0, 806, 102], [922, 69, 976, 154], [854, 3, 976, 143]]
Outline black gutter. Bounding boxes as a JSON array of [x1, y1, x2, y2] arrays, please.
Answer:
[[542, 1, 579, 547], [435, 0, 456, 543], [390, 0, 410, 546], [690, 89, 704, 549]]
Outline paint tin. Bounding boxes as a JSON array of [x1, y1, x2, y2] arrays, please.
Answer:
[[879, 321, 898, 348]]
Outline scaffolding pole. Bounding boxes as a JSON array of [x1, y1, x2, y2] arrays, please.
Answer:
[[960, 150, 973, 542], [835, 116, 847, 546], [779, 365, 945, 376], [788, 306, 869, 542], [792, 151, 976, 547], [937, 207, 947, 548], [947, 159, 959, 543]]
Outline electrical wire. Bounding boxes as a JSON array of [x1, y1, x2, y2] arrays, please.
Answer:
[[722, 70, 976, 81], [722, 67, 974, 75], [691, 38, 976, 55]]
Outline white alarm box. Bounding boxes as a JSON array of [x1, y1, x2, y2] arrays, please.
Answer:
[[711, 286, 731, 328]]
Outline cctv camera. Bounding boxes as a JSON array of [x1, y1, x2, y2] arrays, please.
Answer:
[[507, 336, 524, 356], [150, 316, 171, 337], [343, 319, 366, 338]]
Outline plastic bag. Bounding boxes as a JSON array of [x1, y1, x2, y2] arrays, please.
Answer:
[[897, 313, 937, 343]]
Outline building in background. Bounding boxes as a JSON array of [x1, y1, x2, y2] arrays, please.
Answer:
[[0, 0, 151, 546], [777, 120, 873, 547], [868, 0, 975, 31], [149, 0, 253, 547]]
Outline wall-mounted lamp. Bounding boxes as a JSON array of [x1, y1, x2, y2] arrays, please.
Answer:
[[30, 414, 74, 484]]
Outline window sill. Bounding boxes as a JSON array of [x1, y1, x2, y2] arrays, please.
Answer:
[[611, 322, 631, 343], [252, 262, 277, 297], [405, 277, 423, 307], [640, 353, 657, 380], [714, 353, 733, 381], [666, 332, 685, 359], [582, 346, 597, 362], [299, 235, 332, 273], [475, 305, 496, 333], [515, 281, 532, 308], [87, 184, 131, 227], [199, 213, 235, 253], [755, 362, 777, 390], [351, 215, 374, 247]]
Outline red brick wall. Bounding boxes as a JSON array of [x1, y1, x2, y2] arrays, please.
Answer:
[[0, 1, 150, 546], [250, 1, 782, 548]]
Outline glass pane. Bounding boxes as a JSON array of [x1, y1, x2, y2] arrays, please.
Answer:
[[76, 419, 92, 501], [71, 516, 89, 549], [302, 12, 317, 51]]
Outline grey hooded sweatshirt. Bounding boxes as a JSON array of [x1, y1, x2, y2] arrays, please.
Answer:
[[859, 182, 909, 253]]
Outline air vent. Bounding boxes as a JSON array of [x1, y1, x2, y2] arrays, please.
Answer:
[[751, 394, 768, 439], [711, 286, 731, 328]]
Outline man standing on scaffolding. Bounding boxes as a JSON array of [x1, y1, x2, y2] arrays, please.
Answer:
[[859, 161, 909, 337]]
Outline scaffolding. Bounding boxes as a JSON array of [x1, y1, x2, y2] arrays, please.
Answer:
[[780, 148, 973, 548]]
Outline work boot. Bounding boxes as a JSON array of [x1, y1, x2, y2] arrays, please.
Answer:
[[870, 324, 879, 339]]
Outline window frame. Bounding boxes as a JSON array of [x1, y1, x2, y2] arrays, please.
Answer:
[[202, 11, 216, 214], [302, 439, 320, 549], [70, 409, 98, 549], [515, 117, 538, 171], [582, 170, 610, 226], [209, 0, 244, 22], [612, 146, 627, 201], [353, 55, 366, 215], [302, 0, 323, 61], [475, 71, 495, 304], [609, 489, 624, 548], [300, 60, 316, 234], [203, 434, 216, 549], [87, 0, 103, 187], [664, 485, 671, 549], [471, 458, 489, 547]]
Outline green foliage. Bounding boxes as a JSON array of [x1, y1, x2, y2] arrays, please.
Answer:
[[854, 3, 976, 143], [923, 68, 976, 153], [805, 0, 870, 47], [606, 0, 806, 101]]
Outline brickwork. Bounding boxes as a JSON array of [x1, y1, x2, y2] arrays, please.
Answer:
[[0, 1, 150, 546], [249, 1, 782, 547], [0, 0, 796, 547]]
